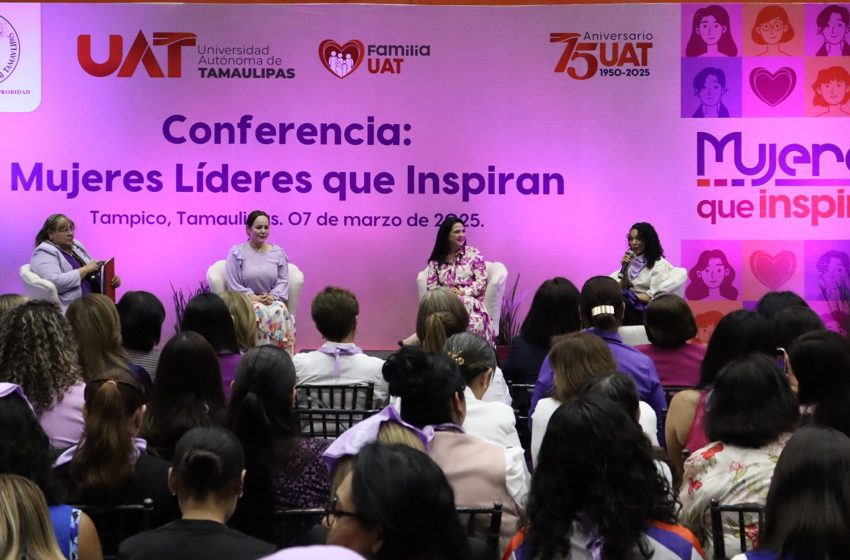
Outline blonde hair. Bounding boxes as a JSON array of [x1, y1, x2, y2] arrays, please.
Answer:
[[549, 332, 616, 402], [0, 294, 27, 323], [416, 288, 469, 352], [220, 291, 257, 352], [67, 294, 131, 380], [0, 474, 65, 560]]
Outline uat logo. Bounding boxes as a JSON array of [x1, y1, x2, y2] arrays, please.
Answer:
[[78, 31, 197, 78], [318, 39, 364, 79]]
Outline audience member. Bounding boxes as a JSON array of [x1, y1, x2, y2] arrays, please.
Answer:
[[0, 383, 102, 560], [293, 286, 388, 407], [444, 332, 521, 448], [181, 292, 242, 399], [530, 276, 665, 423], [118, 427, 275, 560], [755, 290, 809, 321], [117, 291, 166, 380], [665, 310, 773, 475], [506, 395, 701, 559], [383, 347, 528, 551], [770, 305, 825, 352], [67, 294, 152, 393], [0, 474, 67, 560], [0, 293, 27, 322], [325, 443, 470, 560], [679, 354, 798, 557], [0, 301, 87, 448], [636, 294, 705, 387], [503, 277, 581, 385], [227, 346, 330, 548], [141, 332, 227, 460], [787, 330, 850, 436], [732, 426, 850, 560], [53, 369, 178, 526], [220, 291, 258, 353]]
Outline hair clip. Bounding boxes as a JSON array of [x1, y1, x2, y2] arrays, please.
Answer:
[[446, 351, 465, 366], [590, 305, 615, 317]]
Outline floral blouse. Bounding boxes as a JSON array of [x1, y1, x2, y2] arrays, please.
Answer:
[[426, 244, 495, 344], [678, 433, 791, 558]]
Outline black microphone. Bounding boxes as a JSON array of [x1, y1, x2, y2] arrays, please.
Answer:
[[620, 249, 635, 278]]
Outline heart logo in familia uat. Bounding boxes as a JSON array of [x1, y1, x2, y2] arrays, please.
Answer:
[[749, 67, 796, 107], [749, 250, 796, 291], [319, 39, 365, 79]]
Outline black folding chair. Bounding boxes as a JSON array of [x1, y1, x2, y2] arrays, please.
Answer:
[[709, 499, 765, 560], [457, 503, 503, 559], [297, 383, 375, 410], [275, 507, 326, 547], [296, 407, 380, 439], [73, 498, 154, 559], [663, 385, 694, 406], [506, 382, 535, 453]]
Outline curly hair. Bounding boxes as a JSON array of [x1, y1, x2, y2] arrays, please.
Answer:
[[527, 394, 676, 559], [0, 302, 83, 414], [630, 222, 664, 269]]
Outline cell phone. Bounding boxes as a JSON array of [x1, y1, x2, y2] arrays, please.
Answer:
[[775, 347, 786, 372]]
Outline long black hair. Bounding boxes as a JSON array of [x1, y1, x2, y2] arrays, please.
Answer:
[[698, 309, 772, 388], [630, 222, 663, 269], [527, 394, 676, 559], [351, 443, 470, 560], [181, 293, 240, 354], [519, 277, 581, 348], [226, 346, 300, 540], [427, 215, 465, 264], [788, 330, 850, 437]]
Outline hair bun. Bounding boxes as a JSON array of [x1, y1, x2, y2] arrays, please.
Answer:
[[383, 347, 429, 398], [183, 449, 224, 483]]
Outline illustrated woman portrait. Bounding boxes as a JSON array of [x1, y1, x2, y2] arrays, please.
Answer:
[[812, 66, 850, 117], [694, 310, 724, 344], [816, 5, 850, 56], [752, 5, 795, 56], [817, 249, 850, 301], [692, 67, 730, 118], [686, 249, 739, 300], [686, 5, 739, 57]]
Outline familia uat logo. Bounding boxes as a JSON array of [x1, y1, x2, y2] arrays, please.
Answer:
[[78, 31, 196, 78], [319, 38, 430, 79], [696, 131, 850, 226], [550, 31, 653, 80], [0, 15, 20, 83]]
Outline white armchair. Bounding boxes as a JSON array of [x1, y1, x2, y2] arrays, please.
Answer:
[[206, 260, 304, 319], [19, 264, 60, 306], [416, 261, 508, 337]]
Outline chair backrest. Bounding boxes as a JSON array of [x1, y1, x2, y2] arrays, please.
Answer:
[[274, 507, 326, 548], [296, 407, 380, 439], [19, 264, 60, 305], [297, 383, 375, 410], [457, 503, 503, 557], [416, 261, 508, 337], [206, 259, 304, 317], [663, 385, 694, 406], [73, 498, 154, 558], [506, 382, 535, 452], [618, 324, 650, 346], [709, 499, 765, 560]]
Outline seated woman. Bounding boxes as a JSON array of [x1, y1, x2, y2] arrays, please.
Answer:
[[505, 395, 701, 560], [117, 291, 167, 381], [225, 210, 295, 353], [324, 443, 470, 560], [787, 330, 850, 435], [444, 332, 521, 449], [615, 222, 686, 325], [732, 426, 850, 560], [0, 301, 87, 449], [679, 354, 799, 557], [503, 277, 582, 385], [67, 294, 152, 393], [141, 332, 227, 460], [530, 276, 666, 425], [0, 474, 68, 560], [635, 294, 706, 388], [227, 346, 330, 548], [383, 347, 528, 552], [0, 383, 102, 560], [30, 214, 120, 312], [117, 427, 275, 560], [181, 292, 242, 400], [665, 310, 773, 476], [426, 215, 495, 344], [53, 369, 178, 528]]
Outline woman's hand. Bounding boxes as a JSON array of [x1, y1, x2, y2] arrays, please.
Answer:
[[111, 276, 121, 288], [450, 287, 463, 296], [621, 251, 633, 267], [79, 260, 102, 278], [257, 293, 277, 305]]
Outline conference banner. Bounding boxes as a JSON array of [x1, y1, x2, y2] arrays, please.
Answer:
[[1, 2, 849, 347]]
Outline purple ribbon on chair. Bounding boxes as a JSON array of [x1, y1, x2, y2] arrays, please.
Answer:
[[0, 382, 35, 413], [317, 343, 364, 377]]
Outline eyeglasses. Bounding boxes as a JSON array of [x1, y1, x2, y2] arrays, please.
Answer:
[[324, 496, 372, 526], [54, 225, 76, 233]]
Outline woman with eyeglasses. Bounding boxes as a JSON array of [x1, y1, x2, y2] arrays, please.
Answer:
[[31, 214, 120, 312], [324, 442, 469, 560], [118, 427, 275, 560]]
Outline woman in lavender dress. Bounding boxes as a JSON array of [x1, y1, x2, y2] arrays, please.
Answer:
[[426, 215, 495, 345], [225, 210, 295, 354]]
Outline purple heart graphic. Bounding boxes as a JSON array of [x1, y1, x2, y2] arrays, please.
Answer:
[[749, 67, 796, 107]]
